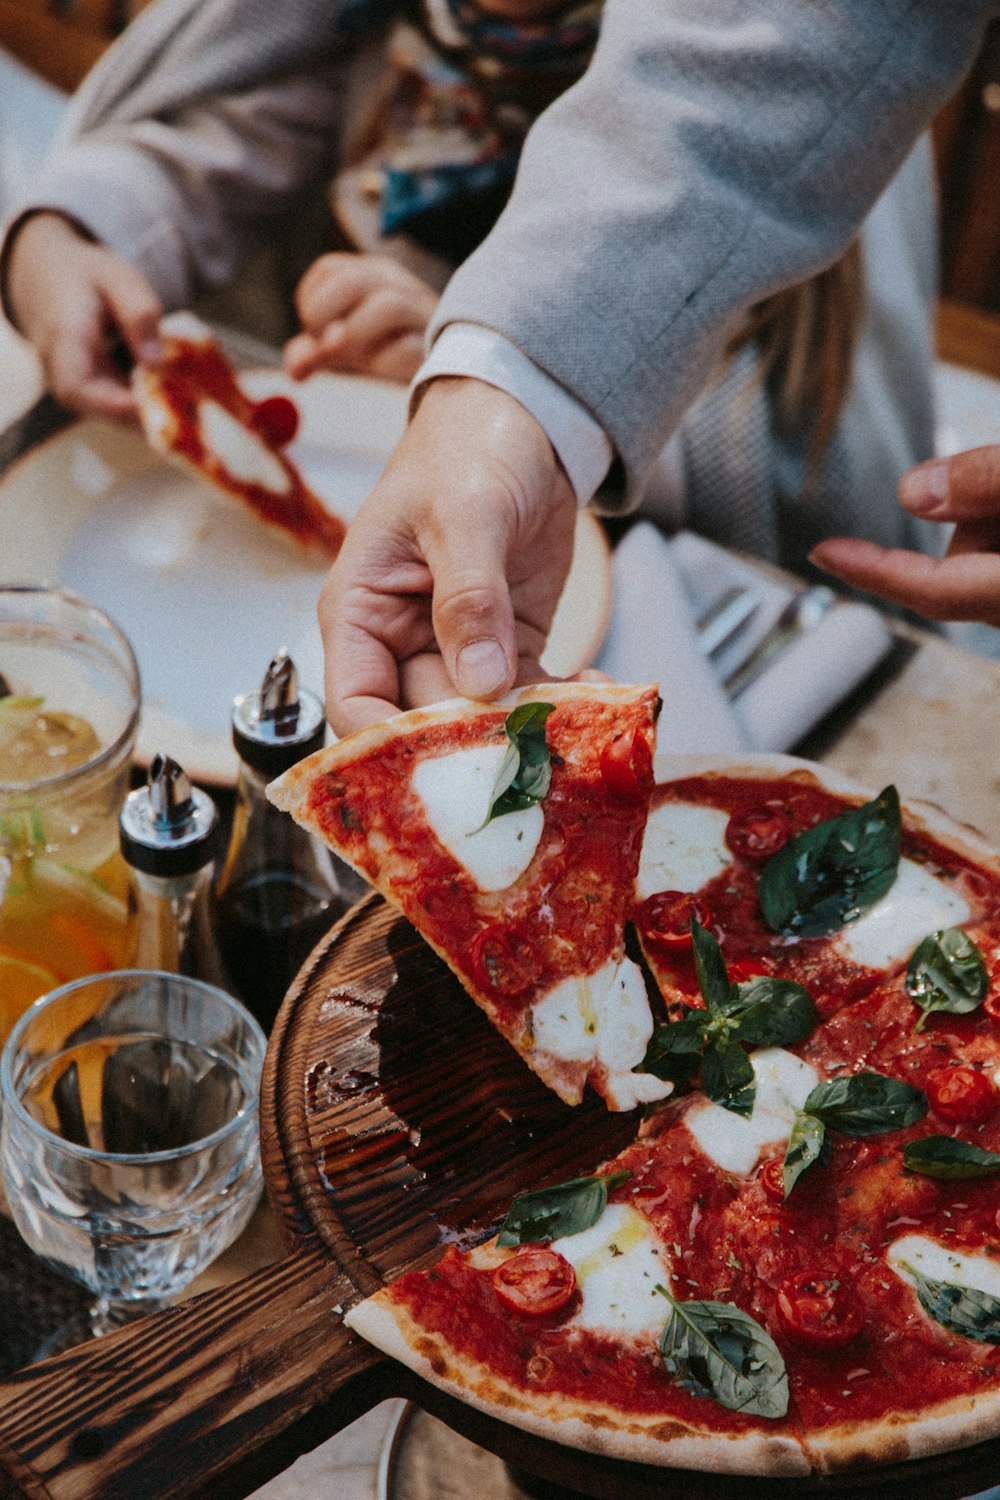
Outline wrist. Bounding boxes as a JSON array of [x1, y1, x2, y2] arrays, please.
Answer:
[[1, 210, 96, 332]]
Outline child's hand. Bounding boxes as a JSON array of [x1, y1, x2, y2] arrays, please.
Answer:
[[285, 253, 439, 385], [5, 213, 162, 418]]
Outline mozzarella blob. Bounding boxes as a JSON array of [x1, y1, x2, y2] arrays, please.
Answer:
[[888, 1234, 1000, 1302], [686, 1047, 819, 1176], [834, 858, 970, 969], [197, 399, 291, 494], [531, 956, 672, 1109], [411, 744, 543, 891], [636, 802, 731, 901], [554, 1203, 668, 1337]]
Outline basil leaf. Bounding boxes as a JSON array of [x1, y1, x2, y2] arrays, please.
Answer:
[[757, 785, 901, 938], [496, 1170, 631, 1247], [638, 1012, 707, 1084], [730, 979, 818, 1048], [803, 1071, 927, 1137], [657, 1286, 789, 1418], [691, 919, 731, 1014], [781, 1111, 830, 1197], [906, 927, 988, 1032], [482, 702, 554, 825], [703, 1040, 756, 1117], [907, 1267, 1000, 1344], [903, 1135, 1000, 1179]]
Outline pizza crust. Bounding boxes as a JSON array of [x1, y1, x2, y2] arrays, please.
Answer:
[[345, 1295, 810, 1477]]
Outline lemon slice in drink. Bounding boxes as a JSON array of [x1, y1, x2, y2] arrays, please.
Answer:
[[0, 701, 101, 783], [0, 949, 60, 1029]]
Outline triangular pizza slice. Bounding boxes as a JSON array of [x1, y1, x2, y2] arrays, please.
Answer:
[[268, 681, 667, 1110], [134, 312, 346, 560]]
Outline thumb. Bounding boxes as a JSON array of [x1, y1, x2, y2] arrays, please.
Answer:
[[900, 445, 1000, 521], [424, 514, 518, 700]]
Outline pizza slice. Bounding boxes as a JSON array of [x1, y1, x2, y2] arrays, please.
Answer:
[[133, 312, 346, 560], [267, 680, 667, 1110]]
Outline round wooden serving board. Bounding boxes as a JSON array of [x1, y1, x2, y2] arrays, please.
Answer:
[[5, 847, 1000, 1497]]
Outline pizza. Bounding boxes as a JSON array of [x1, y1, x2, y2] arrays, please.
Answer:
[[133, 312, 346, 560], [274, 733, 1000, 1478], [267, 680, 665, 1110]]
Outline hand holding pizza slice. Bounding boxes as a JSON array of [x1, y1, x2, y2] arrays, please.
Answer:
[[133, 311, 346, 560]]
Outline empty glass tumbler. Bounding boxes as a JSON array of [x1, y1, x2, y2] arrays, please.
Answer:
[[0, 970, 266, 1337]]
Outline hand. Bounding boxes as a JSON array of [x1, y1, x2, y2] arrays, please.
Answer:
[[5, 213, 162, 418], [318, 377, 578, 736], [284, 252, 439, 385], [810, 446, 1000, 627]]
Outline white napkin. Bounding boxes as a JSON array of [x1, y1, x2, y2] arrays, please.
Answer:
[[594, 523, 894, 754]]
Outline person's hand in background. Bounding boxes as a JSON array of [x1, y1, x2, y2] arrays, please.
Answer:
[[285, 252, 439, 386], [5, 212, 161, 418], [318, 376, 578, 736]]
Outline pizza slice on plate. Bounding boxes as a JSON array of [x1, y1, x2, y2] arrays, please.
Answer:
[[133, 311, 346, 560], [343, 756, 1000, 1479], [268, 680, 666, 1110]]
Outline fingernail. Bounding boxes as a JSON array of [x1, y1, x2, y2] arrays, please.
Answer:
[[900, 459, 949, 514], [455, 639, 509, 699]]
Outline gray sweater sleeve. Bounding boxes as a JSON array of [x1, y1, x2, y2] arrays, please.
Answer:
[[428, 0, 996, 502], [3, 0, 358, 308]]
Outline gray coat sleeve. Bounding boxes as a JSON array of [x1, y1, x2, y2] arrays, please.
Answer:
[[428, 0, 996, 503], [3, 0, 359, 308]]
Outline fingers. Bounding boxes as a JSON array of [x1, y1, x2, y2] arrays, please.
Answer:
[[900, 447, 1000, 522], [287, 253, 437, 382], [810, 536, 1000, 627], [94, 257, 163, 369]]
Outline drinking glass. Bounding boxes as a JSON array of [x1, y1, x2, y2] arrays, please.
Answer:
[[0, 970, 266, 1338], [0, 585, 141, 1041]]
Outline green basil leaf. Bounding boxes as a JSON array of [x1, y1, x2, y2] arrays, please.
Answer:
[[782, 1111, 829, 1197], [906, 927, 988, 1032], [637, 1012, 708, 1084], [496, 1169, 631, 1247], [803, 1071, 927, 1137], [730, 979, 819, 1048], [482, 702, 555, 825], [703, 1040, 756, 1117], [906, 1267, 1000, 1344], [691, 918, 731, 1014], [757, 785, 901, 938], [903, 1135, 1000, 1179], [657, 1286, 789, 1418]]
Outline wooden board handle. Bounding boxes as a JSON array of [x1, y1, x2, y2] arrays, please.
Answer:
[[0, 1247, 387, 1500]]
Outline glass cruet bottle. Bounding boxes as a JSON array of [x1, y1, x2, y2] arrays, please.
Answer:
[[119, 752, 230, 986], [213, 650, 366, 1032]]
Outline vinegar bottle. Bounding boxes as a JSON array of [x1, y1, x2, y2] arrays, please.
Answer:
[[119, 753, 229, 986], [213, 651, 366, 1032]]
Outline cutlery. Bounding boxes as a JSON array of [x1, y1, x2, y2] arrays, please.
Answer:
[[695, 586, 761, 658], [723, 584, 836, 698]]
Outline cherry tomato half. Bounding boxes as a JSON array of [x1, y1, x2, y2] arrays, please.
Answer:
[[599, 727, 653, 800], [982, 992, 1000, 1022], [725, 805, 794, 863], [776, 1272, 861, 1348], [493, 1247, 577, 1317], [758, 1155, 788, 1205], [636, 891, 712, 950], [925, 1065, 998, 1124], [470, 924, 538, 997], [250, 394, 300, 448], [728, 958, 773, 986]]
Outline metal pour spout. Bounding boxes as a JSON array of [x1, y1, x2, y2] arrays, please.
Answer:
[[259, 650, 300, 734], [148, 753, 196, 836]]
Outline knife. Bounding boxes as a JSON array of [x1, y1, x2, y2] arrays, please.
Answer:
[[723, 585, 836, 698]]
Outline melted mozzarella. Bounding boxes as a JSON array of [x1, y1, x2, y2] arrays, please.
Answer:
[[197, 399, 291, 494], [554, 1203, 667, 1337], [888, 1234, 1000, 1301], [686, 1047, 819, 1176], [835, 858, 969, 969], [531, 957, 671, 1109], [411, 744, 543, 891], [636, 802, 731, 901]]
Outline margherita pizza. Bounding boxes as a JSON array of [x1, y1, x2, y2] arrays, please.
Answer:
[[273, 707, 1000, 1478], [268, 681, 664, 1110], [134, 312, 346, 559]]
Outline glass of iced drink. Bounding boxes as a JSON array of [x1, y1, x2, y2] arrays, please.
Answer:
[[0, 585, 141, 1039]]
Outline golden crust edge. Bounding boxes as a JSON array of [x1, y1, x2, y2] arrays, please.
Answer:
[[344, 1295, 810, 1478]]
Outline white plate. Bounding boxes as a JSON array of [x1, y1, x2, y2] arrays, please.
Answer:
[[0, 369, 610, 783]]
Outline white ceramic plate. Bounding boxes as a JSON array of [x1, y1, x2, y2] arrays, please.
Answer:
[[0, 369, 611, 783]]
